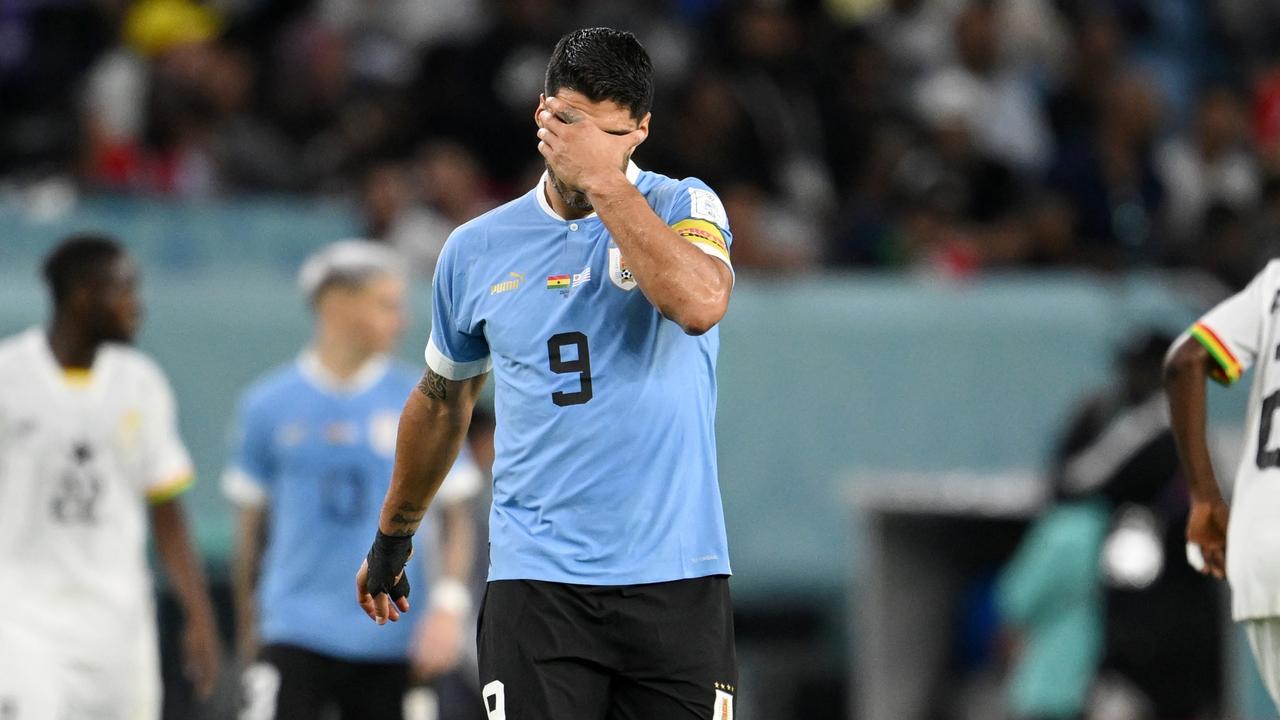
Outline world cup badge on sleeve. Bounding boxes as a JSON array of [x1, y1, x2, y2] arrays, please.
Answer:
[[608, 247, 637, 291]]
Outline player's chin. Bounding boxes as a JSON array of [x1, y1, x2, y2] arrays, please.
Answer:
[[565, 190, 593, 210]]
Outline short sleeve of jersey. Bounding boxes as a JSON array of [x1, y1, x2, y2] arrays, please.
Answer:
[[425, 232, 492, 381], [1185, 264, 1274, 385], [139, 364, 196, 503], [221, 392, 275, 508], [434, 443, 483, 506], [664, 178, 733, 271]]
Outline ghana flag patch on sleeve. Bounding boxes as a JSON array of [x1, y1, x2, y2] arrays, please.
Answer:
[[1190, 322, 1243, 385]]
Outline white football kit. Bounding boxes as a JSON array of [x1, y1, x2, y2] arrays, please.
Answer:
[[0, 328, 195, 720], [1181, 260, 1280, 707]]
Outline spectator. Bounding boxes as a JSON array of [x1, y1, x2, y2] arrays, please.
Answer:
[[644, 72, 774, 193], [914, 0, 1054, 175], [1157, 85, 1260, 253], [1047, 70, 1165, 268], [409, 0, 568, 185], [719, 2, 836, 216], [1045, 10, 1126, 145], [364, 142, 498, 277], [82, 0, 223, 194], [0, 0, 117, 175], [1195, 202, 1256, 290], [206, 45, 306, 192], [6, 0, 1280, 279], [817, 26, 895, 198], [720, 183, 820, 273], [361, 162, 416, 243], [866, 0, 963, 86]]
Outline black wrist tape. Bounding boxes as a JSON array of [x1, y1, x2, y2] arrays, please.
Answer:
[[365, 531, 413, 600]]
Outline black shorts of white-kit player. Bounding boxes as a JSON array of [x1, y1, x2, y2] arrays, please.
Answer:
[[477, 576, 737, 720]]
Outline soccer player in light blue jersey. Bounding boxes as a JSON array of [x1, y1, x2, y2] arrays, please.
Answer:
[[357, 28, 738, 720], [225, 241, 482, 720]]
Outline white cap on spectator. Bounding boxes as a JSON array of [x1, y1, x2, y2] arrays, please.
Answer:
[[298, 239, 406, 304]]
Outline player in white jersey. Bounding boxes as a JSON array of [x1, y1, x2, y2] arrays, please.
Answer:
[[1166, 259, 1280, 710], [0, 235, 220, 720]]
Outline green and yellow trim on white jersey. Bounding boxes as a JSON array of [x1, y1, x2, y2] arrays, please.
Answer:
[[1189, 322, 1243, 385], [147, 470, 195, 504]]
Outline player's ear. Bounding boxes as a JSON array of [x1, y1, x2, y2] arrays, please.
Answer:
[[534, 94, 548, 126], [631, 112, 652, 147]]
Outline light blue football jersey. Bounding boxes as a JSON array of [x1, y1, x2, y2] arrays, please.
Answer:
[[222, 354, 482, 662], [426, 162, 733, 585]]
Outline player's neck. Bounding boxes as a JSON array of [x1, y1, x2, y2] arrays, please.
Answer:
[[46, 318, 99, 370], [543, 178, 592, 221], [312, 334, 375, 381]]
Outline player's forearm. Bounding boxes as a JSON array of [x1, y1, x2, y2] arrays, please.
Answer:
[[379, 383, 474, 537], [1165, 338, 1224, 504], [231, 507, 265, 653], [590, 178, 730, 334], [150, 501, 218, 626]]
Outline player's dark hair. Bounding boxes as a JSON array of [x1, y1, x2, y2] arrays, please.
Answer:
[[545, 28, 654, 120], [42, 233, 125, 307]]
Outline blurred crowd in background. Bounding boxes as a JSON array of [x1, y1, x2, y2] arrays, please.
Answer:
[[5, 0, 1280, 283]]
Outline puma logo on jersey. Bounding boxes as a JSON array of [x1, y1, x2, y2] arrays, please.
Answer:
[[491, 272, 524, 295]]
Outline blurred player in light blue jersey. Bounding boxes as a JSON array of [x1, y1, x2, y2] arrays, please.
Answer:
[[358, 28, 738, 720], [224, 241, 482, 720]]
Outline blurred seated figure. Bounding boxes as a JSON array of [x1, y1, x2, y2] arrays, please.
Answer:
[[865, 0, 961, 86], [363, 143, 497, 277], [718, 183, 819, 273], [1192, 203, 1257, 291], [997, 330, 1219, 720], [82, 0, 223, 195], [913, 0, 1054, 176], [1047, 71, 1165, 269], [1157, 85, 1260, 256]]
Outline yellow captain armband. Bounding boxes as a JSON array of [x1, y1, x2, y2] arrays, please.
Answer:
[[671, 218, 730, 264]]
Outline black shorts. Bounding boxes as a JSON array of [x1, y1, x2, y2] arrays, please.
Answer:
[[477, 575, 737, 720], [242, 643, 409, 720]]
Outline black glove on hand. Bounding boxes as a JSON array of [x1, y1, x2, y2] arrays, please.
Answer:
[[365, 531, 413, 601]]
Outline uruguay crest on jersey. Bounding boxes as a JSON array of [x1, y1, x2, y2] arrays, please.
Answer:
[[608, 245, 637, 291]]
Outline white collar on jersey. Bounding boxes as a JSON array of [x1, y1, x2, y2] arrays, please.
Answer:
[[297, 350, 390, 395], [535, 160, 642, 222]]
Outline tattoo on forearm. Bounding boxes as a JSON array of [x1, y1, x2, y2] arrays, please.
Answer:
[[418, 369, 447, 400], [388, 500, 427, 532]]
